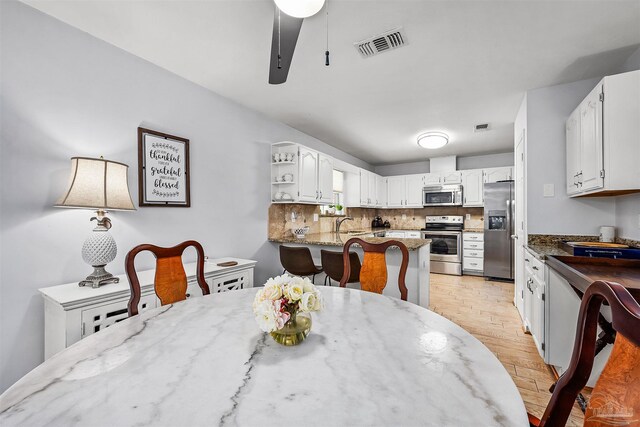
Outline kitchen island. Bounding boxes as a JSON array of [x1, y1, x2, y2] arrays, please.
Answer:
[[269, 231, 431, 308]]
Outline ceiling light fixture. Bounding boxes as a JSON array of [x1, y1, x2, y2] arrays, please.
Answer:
[[417, 132, 449, 149], [274, 0, 326, 18]]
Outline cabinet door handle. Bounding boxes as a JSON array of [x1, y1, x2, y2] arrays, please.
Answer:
[[532, 266, 539, 271]]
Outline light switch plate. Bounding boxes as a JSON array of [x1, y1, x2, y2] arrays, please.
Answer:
[[543, 184, 555, 197], [402, 214, 407, 220], [313, 213, 319, 222], [637, 214, 640, 228], [466, 214, 471, 220]]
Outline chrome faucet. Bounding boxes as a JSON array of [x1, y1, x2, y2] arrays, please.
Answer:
[[335, 216, 354, 234]]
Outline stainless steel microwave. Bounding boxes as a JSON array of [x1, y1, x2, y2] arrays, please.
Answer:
[[422, 184, 463, 207]]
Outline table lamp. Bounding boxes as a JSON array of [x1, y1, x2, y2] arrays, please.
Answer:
[[55, 156, 136, 288]]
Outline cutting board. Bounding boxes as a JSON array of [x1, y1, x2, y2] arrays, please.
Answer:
[[566, 241, 629, 249]]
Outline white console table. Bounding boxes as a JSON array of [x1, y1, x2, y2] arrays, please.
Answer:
[[38, 257, 257, 359]]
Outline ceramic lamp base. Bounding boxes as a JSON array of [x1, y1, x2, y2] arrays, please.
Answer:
[[79, 265, 119, 288]]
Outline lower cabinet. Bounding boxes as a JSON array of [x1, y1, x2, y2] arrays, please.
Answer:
[[523, 248, 545, 359], [462, 232, 484, 275], [39, 258, 257, 359]]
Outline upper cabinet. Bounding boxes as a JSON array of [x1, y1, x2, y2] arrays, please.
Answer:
[[405, 174, 425, 207], [377, 175, 388, 207], [299, 148, 319, 202], [387, 176, 405, 208], [424, 171, 462, 185], [385, 174, 424, 208], [484, 167, 512, 183], [461, 169, 484, 207], [565, 70, 640, 197], [318, 154, 334, 204], [271, 143, 333, 204]]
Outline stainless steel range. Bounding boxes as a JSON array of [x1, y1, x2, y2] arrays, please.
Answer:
[[421, 216, 463, 276]]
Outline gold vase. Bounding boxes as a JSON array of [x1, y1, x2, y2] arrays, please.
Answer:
[[270, 312, 312, 346]]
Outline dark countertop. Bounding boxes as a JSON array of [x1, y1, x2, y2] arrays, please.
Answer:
[[268, 232, 430, 251], [546, 255, 640, 300]]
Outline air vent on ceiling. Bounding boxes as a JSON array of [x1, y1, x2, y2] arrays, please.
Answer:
[[354, 27, 407, 58], [474, 123, 490, 132]]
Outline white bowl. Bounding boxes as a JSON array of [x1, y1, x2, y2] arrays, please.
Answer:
[[293, 226, 310, 238]]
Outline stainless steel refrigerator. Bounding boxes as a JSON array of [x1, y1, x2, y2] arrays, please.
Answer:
[[483, 181, 515, 280]]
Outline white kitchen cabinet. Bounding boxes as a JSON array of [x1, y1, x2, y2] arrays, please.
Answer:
[[483, 167, 512, 183], [385, 231, 406, 238], [461, 169, 484, 207], [441, 171, 462, 184], [405, 231, 422, 239], [359, 169, 379, 207], [423, 173, 441, 186], [566, 70, 640, 197], [523, 248, 545, 359], [566, 109, 581, 195], [462, 232, 484, 275], [298, 147, 319, 202], [369, 172, 378, 205], [318, 154, 334, 204], [387, 176, 405, 208], [405, 174, 424, 207], [39, 258, 257, 359], [423, 172, 462, 185], [578, 84, 604, 193], [377, 176, 387, 207]]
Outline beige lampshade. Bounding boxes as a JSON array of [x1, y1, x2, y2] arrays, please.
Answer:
[[55, 157, 136, 211]]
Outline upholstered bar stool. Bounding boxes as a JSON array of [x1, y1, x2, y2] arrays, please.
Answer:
[[279, 245, 323, 284], [321, 249, 361, 286]]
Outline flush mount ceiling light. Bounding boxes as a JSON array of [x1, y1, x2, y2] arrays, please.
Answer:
[[274, 0, 326, 18], [417, 132, 449, 149]]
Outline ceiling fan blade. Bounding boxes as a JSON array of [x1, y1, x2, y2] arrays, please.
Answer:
[[269, 8, 303, 85]]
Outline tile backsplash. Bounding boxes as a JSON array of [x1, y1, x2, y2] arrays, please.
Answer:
[[269, 204, 484, 239]]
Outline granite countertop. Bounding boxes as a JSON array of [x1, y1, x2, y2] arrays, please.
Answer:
[[525, 243, 572, 260], [269, 231, 430, 251]]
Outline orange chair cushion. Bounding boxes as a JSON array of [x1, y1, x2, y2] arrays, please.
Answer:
[[154, 256, 188, 306], [585, 334, 640, 426], [359, 252, 388, 295]]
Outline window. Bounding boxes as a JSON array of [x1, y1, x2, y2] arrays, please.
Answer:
[[320, 170, 345, 215]]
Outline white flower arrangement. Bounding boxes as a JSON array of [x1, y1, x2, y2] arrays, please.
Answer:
[[253, 274, 324, 333]]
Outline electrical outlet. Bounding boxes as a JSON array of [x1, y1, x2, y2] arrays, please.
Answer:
[[466, 214, 471, 220], [402, 214, 407, 220], [313, 213, 319, 222]]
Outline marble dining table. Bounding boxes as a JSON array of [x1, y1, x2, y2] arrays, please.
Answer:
[[0, 287, 528, 426]]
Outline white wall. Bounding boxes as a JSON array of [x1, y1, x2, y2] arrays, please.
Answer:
[[613, 47, 640, 241], [525, 78, 617, 235], [0, 0, 371, 392], [373, 152, 514, 176]]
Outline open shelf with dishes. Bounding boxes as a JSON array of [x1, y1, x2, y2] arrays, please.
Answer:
[[271, 142, 299, 203]]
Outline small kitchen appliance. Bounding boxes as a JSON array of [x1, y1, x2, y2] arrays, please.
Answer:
[[422, 184, 463, 207], [371, 216, 384, 228], [421, 216, 464, 275], [599, 226, 616, 243]]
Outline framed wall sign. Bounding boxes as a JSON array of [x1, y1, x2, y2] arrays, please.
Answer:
[[138, 127, 191, 207]]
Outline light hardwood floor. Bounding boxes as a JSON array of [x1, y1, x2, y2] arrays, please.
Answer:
[[428, 273, 585, 426]]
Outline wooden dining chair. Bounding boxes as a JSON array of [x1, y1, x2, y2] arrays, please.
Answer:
[[529, 280, 640, 427], [339, 238, 409, 301], [126, 240, 210, 316]]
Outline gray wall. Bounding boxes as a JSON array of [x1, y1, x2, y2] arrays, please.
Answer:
[[0, 1, 370, 392], [525, 78, 617, 235], [373, 152, 514, 176], [614, 47, 640, 240]]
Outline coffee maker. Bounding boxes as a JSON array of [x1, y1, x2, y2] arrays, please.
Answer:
[[371, 216, 383, 228]]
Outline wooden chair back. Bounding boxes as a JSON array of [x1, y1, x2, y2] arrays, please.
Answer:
[[339, 238, 409, 301], [126, 240, 210, 316], [536, 281, 640, 427]]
